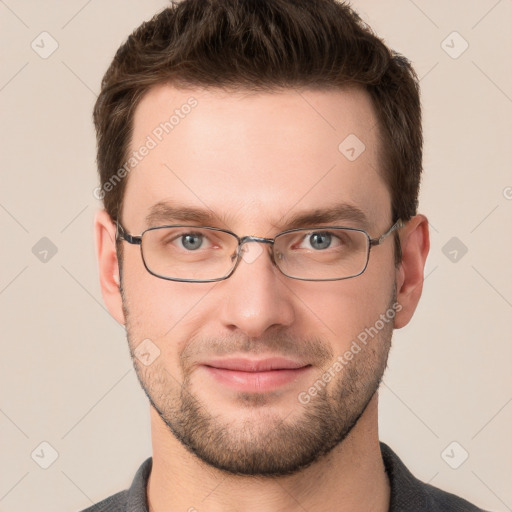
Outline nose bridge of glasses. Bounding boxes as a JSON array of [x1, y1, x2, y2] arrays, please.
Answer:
[[238, 235, 274, 247], [234, 235, 276, 265]]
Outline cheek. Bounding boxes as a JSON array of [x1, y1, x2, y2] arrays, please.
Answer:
[[121, 248, 207, 342], [122, 250, 158, 320], [299, 269, 395, 349]]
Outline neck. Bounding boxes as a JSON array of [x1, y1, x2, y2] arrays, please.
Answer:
[[147, 394, 390, 512]]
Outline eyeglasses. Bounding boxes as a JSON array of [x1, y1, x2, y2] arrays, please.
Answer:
[[116, 219, 403, 283]]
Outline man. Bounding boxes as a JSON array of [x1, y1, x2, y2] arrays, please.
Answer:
[[87, 0, 488, 510]]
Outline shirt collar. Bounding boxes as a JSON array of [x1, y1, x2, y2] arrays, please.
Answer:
[[125, 442, 431, 511]]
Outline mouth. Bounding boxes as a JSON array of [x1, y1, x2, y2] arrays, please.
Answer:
[[200, 357, 313, 392]]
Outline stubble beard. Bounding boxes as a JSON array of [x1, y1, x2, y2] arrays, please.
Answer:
[[122, 289, 395, 477]]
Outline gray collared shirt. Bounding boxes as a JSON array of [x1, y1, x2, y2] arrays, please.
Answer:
[[79, 442, 490, 511]]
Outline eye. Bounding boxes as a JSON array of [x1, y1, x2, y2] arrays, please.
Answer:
[[308, 232, 332, 250], [178, 232, 208, 251], [299, 231, 342, 251], [157, 229, 215, 251]]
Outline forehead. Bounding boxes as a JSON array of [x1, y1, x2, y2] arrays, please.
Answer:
[[122, 84, 390, 232]]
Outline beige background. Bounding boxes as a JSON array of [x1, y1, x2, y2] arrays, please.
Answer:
[[1, 1, 511, 511]]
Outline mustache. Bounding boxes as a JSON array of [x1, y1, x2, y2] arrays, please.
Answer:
[[180, 332, 333, 367]]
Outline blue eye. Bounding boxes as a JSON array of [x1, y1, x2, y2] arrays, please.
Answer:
[[308, 232, 332, 250], [180, 233, 204, 250]]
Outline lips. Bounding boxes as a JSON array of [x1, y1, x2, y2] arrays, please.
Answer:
[[200, 357, 312, 392], [203, 357, 309, 372]]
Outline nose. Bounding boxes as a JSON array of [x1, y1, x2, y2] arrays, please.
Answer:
[[217, 241, 295, 338]]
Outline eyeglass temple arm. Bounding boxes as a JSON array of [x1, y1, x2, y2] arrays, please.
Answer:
[[369, 218, 404, 246], [116, 221, 142, 245]]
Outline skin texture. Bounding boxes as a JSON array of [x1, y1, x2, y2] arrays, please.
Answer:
[[95, 85, 430, 512]]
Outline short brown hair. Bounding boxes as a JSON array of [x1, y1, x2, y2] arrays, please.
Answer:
[[93, 0, 422, 238]]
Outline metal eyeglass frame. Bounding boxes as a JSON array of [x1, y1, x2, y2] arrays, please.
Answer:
[[115, 218, 404, 283]]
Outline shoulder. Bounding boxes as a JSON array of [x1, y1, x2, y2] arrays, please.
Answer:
[[76, 457, 152, 512], [420, 481, 490, 511], [77, 490, 128, 511], [380, 442, 490, 512]]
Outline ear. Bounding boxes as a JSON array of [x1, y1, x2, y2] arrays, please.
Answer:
[[394, 214, 430, 329], [95, 209, 126, 325]]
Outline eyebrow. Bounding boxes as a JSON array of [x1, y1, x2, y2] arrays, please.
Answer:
[[144, 200, 370, 231], [145, 201, 216, 227], [282, 204, 370, 231]]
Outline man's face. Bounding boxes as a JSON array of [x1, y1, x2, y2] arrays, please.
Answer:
[[118, 85, 397, 476]]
